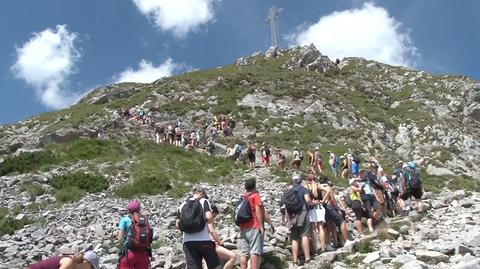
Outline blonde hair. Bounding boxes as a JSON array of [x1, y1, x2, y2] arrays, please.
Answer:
[[307, 181, 318, 198]]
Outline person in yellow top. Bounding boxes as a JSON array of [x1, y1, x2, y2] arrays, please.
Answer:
[[349, 177, 374, 234]]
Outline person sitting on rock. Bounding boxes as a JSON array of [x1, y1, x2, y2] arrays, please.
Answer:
[[203, 205, 237, 269], [27, 250, 100, 269], [118, 201, 152, 269]]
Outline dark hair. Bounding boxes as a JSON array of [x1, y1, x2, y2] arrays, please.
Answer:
[[245, 178, 256, 191], [318, 175, 329, 184], [211, 205, 219, 215]]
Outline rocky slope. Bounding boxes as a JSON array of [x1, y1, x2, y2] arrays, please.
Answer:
[[0, 45, 479, 268]]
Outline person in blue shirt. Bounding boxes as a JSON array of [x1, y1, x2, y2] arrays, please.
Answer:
[[117, 200, 151, 269]]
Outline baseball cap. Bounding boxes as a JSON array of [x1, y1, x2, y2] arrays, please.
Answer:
[[349, 178, 358, 185], [193, 187, 209, 199], [84, 251, 100, 269], [292, 174, 302, 185]]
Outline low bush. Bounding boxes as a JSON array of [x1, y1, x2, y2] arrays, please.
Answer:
[[0, 207, 32, 236], [21, 182, 46, 197], [50, 172, 109, 203], [55, 186, 87, 203], [50, 172, 109, 193], [356, 241, 374, 254], [115, 175, 171, 198], [0, 151, 56, 176]]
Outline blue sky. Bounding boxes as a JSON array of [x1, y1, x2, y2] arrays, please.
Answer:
[[0, 0, 479, 124]]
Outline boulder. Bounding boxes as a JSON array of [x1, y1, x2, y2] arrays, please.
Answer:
[[414, 249, 449, 264], [39, 128, 97, 146]]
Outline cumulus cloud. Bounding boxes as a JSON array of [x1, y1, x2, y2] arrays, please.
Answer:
[[290, 2, 418, 66], [11, 25, 81, 109], [132, 0, 216, 37], [115, 58, 182, 83]]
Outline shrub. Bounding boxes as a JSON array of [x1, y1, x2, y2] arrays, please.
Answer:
[[356, 241, 374, 254], [50, 172, 109, 193], [21, 182, 46, 197], [55, 186, 87, 203], [0, 207, 32, 236], [0, 151, 56, 176], [115, 175, 172, 198]]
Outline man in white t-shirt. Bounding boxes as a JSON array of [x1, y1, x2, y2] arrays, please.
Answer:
[[177, 188, 221, 269]]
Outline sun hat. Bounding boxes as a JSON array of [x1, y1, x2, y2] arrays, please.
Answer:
[[84, 251, 100, 269], [127, 200, 141, 213]]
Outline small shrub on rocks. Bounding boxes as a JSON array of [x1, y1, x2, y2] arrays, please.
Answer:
[[50, 172, 109, 193], [0, 207, 32, 236], [55, 186, 87, 203], [115, 175, 171, 198], [21, 182, 46, 197], [357, 241, 375, 254], [0, 151, 56, 176], [50, 172, 109, 203]]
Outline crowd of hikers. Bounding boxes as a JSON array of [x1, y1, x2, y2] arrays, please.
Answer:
[[29, 110, 426, 268], [27, 154, 424, 269]]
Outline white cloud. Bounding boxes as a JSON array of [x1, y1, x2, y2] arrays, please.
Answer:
[[132, 0, 216, 37], [290, 2, 418, 66], [115, 58, 181, 83], [11, 25, 82, 109]]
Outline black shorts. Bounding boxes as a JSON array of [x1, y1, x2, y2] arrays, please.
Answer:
[[401, 188, 423, 200], [183, 241, 220, 269], [324, 205, 344, 227], [351, 200, 369, 221]]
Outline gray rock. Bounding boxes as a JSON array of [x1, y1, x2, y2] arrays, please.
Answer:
[[362, 251, 380, 264], [400, 260, 428, 269], [414, 249, 449, 264]]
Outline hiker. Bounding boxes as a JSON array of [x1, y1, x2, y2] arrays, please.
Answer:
[[225, 145, 236, 160], [281, 175, 312, 265], [118, 200, 153, 269], [319, 176, 353, 249], [277, 149, 286, 170], [400, 161, 424, 213], [190, 131, 197, 148], [311, 147, 323, 174], [328, 151, 339, 178], [177, 188, 221, 269], [247, 144, 256, 170], [366, 162, 387, 215], [97, 129, 105, 140], [259, 143, 271, 168], [340, 155, 349, 179], [291, 147, 303, 170], [348, 153, 361, 177], [349, 177, 374, 234], [237, 178, 266, 269], [305, 174, 328, 253], [210, 128, 218, 143], [154, 125, 164, 144], [206, 138, 215, 156], [359, 170, 381, 225], [167, 125, 175, 144], [205, 205, 237, 269], [234, 144, 244, 164], [27, 250, 100, 269]]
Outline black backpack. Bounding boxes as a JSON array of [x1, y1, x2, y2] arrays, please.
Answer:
[[352, 154, 361, 163], [283, 187, 303, 215], [235, 193, 253, 226], [264, 147, 270, 156], [179, 199, 206, 233], [407, 168, 422, 189]]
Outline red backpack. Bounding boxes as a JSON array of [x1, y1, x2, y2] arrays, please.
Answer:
[[127, 213, 153, 251]]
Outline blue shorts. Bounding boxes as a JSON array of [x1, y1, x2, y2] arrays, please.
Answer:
[[352, 162, 360, 176]]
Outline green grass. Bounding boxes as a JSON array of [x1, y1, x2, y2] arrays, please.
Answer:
[[261, 252, 288, 269], [55, 186, 87, 203], [115, 141, 240, 198], [0, 150, 57, 176], [448, 176, 480, 192]]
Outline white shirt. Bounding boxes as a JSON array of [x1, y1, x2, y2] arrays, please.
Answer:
[[178, 198, 212, 242]]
